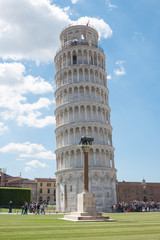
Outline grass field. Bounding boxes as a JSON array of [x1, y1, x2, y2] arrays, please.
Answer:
[[0, 212, 160, 240]]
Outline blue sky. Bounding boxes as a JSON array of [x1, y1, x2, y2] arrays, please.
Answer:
[[0, 0, 160, 182]]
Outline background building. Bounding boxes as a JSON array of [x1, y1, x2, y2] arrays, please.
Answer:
[[117, 180, 160, 203], [35, 178, 56, 203], [0, 172, 56, 204], [54, 24, 117, 212]]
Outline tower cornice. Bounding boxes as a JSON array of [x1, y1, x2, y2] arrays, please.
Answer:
[[54, 101, 111, 115], [54, 81, 108, 96]]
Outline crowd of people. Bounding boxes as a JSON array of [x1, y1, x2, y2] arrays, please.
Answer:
[[111, 201, 160, 213], [8, 199, 160, 214], [21, 201, 48, 215]]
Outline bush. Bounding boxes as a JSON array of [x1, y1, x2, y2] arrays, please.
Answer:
[[0, 187, 31, 207]]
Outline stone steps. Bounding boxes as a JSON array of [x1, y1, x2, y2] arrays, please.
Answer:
[[61, 212, 111, 222]]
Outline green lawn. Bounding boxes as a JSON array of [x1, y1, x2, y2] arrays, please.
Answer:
[[0, 212, 160, 240]]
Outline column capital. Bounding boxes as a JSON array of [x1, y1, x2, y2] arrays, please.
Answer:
[[79, 145, 92, 152]]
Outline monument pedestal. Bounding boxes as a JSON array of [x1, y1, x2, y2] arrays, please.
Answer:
[[77, 191, 95, 212], [62, 192, 112, 222]]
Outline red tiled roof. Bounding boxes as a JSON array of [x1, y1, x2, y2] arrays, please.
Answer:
[[35, 178, 56, 182]]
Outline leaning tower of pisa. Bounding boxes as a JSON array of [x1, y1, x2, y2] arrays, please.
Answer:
[[54, 24, 117, 212]]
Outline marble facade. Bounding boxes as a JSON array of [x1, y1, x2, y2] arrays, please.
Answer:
[[54, 24, 117, 212]]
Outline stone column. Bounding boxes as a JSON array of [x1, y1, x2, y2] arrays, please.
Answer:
[[60, 155, 62, 169], [77, 145, 95, 213], [87, 50, 89, 64], [80, 149, 83, 167], [60, 134, 62, 148], [68, 130, 70, 145], [101, 109, 103, 122], [88, 68, 90, 80], [67, 72, 69, 84], [96, 107, 98, 121], [83, 150, 89, 192], [80, 146, 92, 193], [68, 153, 71, 168], [62, 55, 63, 69], [74, 150, 76, 168], [93, 149, 96, 166], [65, 52, 67, 67], [91, 106, 93, 121], [64, 184, 67, 211], [73, 108, 75, 121], [104, 151, 107, 167], [78, 69, 79, 82], [79, 108, 81, 121], [56, 182, 60, 211], [67, 108, 69, 123], [84, 105, 87, 121], [112, 153, 115, 168]]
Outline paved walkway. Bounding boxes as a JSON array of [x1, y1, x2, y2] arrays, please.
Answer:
[[0, 212, 63, 215]]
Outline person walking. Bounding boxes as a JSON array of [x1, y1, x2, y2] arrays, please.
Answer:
[[36, 202, 40, 215], [9, 201, 13, 213], [24, 202, 28, 215]]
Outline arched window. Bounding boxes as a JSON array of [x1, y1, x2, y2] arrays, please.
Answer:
[[73, 55, 77, 64]]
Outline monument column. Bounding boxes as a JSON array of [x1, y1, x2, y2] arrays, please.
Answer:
[[62, 136, 111, 221], [83, 149, 89, 192], [77, 138, 95, 213]]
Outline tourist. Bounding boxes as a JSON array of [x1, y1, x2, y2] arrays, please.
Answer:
[[24, 201, 28, 215], [9, 200, 13, 213], [36, 202, 40, 215], [40, 203, 45, 214]]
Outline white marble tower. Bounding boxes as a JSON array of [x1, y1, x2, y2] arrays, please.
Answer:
[[54, 24, 117, 212]]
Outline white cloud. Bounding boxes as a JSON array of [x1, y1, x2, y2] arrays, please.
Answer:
[[107, 75, 112, 80], [0, 62, 55, 127], [0, 0, 112, 62], [75, 17, 112, 39], [26, 160, 47, 168], [0, 62, 53, 94], [17, 112, 56, 128], [71, 0, 79, 4], [0, 122, 8, 136], [0, 62, 25, 86], [18, 98, 52, 113], [21, 151, 56, 160], [24, 159, 47, 172], [114, 67, 126, 76], [0, 142, 55, 160], [114, 60, 126, 76], [106, 0, 117, 11], [0, 0, 71, 62]]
